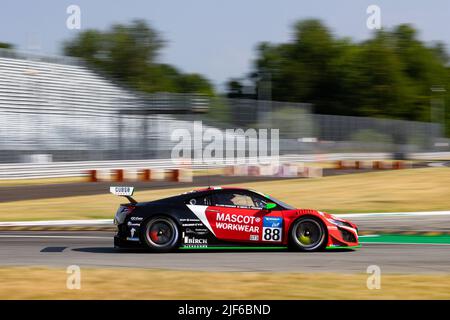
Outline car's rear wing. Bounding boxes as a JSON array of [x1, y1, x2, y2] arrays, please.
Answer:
[[110, 186, 137, 204]]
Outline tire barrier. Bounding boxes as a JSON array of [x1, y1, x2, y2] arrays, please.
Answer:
[[78, 159, 413, 182], [87, 169, 97, 182], [3, 153, 426, 180], [224, 163, 323, 178], [335, 160, 412, 170], [86, 168, 193, 183]]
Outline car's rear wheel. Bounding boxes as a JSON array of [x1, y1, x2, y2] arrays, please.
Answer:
[[289, 217, 327, 252], [143, 216, 179, 252]]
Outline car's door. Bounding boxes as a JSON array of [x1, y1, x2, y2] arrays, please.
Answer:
[[205, 190, 284, 244]]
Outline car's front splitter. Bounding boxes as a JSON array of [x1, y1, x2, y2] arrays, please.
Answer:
[[325, 244, 361, 250]]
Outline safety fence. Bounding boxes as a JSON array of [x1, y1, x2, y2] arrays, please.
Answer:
[[0, 50, 447, 164]]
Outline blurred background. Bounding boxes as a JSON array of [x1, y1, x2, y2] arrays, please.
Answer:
[[0, 0, 450, 300], [0, 1, 448, 166]]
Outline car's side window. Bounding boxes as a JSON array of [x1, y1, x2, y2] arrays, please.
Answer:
[[250, 193, 268, 208], [213, 191, 267, 208]]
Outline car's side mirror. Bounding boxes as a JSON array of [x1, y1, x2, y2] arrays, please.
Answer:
[[265, 203, 277, 211]]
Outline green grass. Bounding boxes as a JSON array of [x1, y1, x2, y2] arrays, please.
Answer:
[[360, 234, 450, 244]]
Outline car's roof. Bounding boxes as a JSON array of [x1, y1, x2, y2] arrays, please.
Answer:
[[137, 186, 249, 206], [191, 186, 248, 192], [137, 186, 296, 210]]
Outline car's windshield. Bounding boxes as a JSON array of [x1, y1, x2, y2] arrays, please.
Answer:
[[251, 190, 295, 210]]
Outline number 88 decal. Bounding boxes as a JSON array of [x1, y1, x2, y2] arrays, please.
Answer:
[[262, 217, 283, 242], [263, 228, 281, 241]]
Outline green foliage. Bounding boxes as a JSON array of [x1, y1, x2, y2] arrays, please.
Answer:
[[226, 79, 245, 97], [206, 97, 232, 125], [351, 129, 392, 144], [0, 42, 13, 49], [270, 107, 315, 138], [63, 20, 214, 95], [248, 19, 449, 135]]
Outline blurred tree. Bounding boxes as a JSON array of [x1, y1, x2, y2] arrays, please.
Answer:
[[63, 20, 214, 95], [226, 79, 244, 98], [352, 31, 412, 119], [0, 42, 14, 49], [236, 19, 449, 135], [176, 73, 214, 95], [255, 20, 343, 114]]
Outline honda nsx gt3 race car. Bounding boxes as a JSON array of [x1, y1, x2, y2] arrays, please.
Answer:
[[112, 186, 359, 252]]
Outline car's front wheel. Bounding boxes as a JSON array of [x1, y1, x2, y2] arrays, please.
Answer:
[[289, 217, 327, 252], [142, 216, 179, 252]]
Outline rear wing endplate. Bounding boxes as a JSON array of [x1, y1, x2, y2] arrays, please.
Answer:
[[110, 186, 137, 204]]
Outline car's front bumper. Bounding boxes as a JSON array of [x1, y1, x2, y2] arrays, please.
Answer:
[[326, 225, 359, 248]]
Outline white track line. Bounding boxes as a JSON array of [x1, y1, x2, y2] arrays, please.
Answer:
[[336, 211, 450, 218], [428, 162, 449, 167]]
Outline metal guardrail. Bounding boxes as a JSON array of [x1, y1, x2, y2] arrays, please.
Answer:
[[0, 153, 392, 179], [409, 152, 450, 160]]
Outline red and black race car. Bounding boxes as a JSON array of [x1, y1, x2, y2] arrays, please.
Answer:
[[112, 186, 359, 252]]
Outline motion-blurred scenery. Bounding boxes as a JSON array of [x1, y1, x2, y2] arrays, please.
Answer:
[[0, 1, 449, 301]]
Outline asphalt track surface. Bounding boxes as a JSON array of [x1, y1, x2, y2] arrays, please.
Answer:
[[1, 231, 449, 273]]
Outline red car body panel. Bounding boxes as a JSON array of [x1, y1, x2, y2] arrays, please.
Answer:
[[187, 187, 359, 248], [192, 186, 359, 248]]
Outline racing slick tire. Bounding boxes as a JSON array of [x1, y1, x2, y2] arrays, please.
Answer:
[[142, 216, 180, 252], [289, 216, 327, 252]]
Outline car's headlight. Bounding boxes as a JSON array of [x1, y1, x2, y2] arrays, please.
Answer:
[[326, 218, 348, 227]]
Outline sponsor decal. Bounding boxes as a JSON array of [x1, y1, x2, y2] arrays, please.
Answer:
[[263, 216, 282, 227], [215, 222, 260, 233], [216, 213, 257, 224], [215, 213, 260, 233], [183, 234, 208, 247], [250, 234, 259, 241], [185, 228, 209, 235], [127, 221, 140, 227], [181, 223, 205, 227], [110, 186, 134, 196], [262, 217, 282, 242], [217, 204, 263, 210], [130, 216, 143, 221], [126, 229, 139, 242], [180, 218, 201, 222]]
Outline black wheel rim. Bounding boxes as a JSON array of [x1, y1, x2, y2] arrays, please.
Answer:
[[148, 220, 174, 246]]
